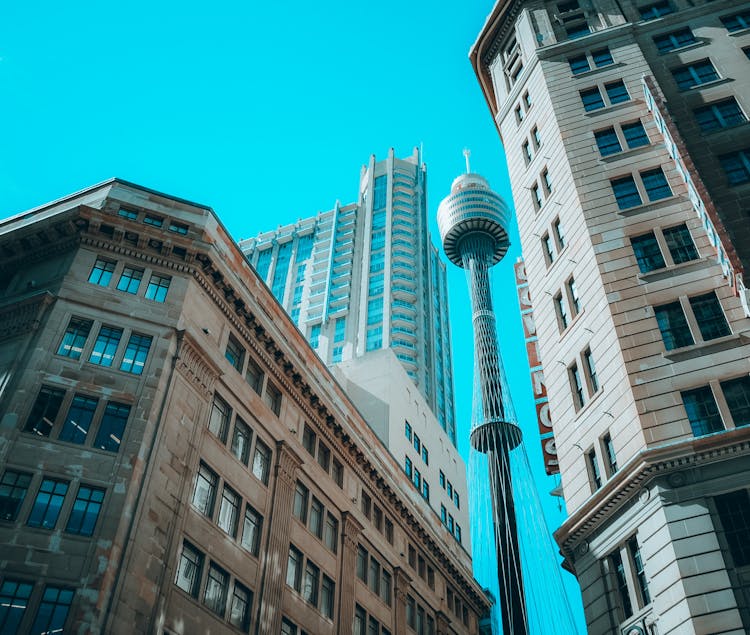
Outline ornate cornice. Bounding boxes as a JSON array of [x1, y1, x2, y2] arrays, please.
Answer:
[[274, 440, 303, 489], [174, 331, 222, 398], [0, 291, 55, 343], [341, 511, 364, 551]]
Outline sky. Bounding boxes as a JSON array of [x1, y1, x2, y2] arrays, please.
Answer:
[[1, 0, 585, 627]]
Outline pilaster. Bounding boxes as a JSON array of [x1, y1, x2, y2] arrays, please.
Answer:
[[337, 511, 364, 635]]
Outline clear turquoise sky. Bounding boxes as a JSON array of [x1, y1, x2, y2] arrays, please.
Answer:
[[1, 1, 584, 627]]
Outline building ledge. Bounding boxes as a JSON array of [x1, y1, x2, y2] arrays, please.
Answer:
[[598, 143, 654, 165], [584, 99, 640, 119], [569, 61, 626, 80], [637, 256, 711, 284], [662, 332, 749, 362], [617, 194, 688, 218]]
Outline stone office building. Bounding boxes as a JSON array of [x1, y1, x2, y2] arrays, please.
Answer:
[[0, 180, 489, 634], [471, 0, 750, 634]]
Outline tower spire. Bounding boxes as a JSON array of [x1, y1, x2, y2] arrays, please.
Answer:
[[463, 148, 471, 174]]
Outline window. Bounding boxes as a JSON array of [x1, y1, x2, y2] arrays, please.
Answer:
[[65, 485, 104, 536], [116, 266, 143, 294], [204, 563, 229, 617], [603, 434, 618, 474], [672, 60, 719, 90], [689, 292, 730, 341], [168, 220, 189, 235], [542, 169, 553, 194], [192, 462, 218, 517], [57, 317, 92, 359], [542, 232, 555, 267], [583, 348, 599, 393], [641, 168, 671, 201], [218, 485, 240, 537], [628, 537, 651, 606], [366, 326, 382, 351], [309, 324, 321, 348], [447, 481, 453, 499], [324, 513, 339, 552], [612, 176, 642, 210], [29, 586, 74, 635], [231, 417, 252, 465], [282, 617, 298, 635], [310, 498, 324, 539], [361, 491, 371, 519], [27, 478, 68, 529], [554, 292, 569, 330], [302, 424, 316, 455], [609, 549, 633, 620], [580, 87, 604, 111], [229, 582, 253, 631], [639, 0, 673, 20], [24, 386, 65, 437], [94, 402, 130, 452], [654, 27, 696, 52], [58, 394, 98, 444], [622, 121, 649, 149], [317, 442, 331, 472], [89, 325, 123, 367], [421, 445, 429, 465], [631, 232, 666, 273], [356, 545, 368, 581], [286, 545, 303, 591], [566, 21, 590, 39], [441, 504, 447, 524], [208, 395, 231, 442], [263, 381, 281, 416], [422, 480, 430, 501], [241, 504, 263, 556], [439, 470, 445, 489], [567, 278, 580, 315], [522, 140, 532, 163], [532, 126, 541, 148], [225, 335, 245, 371], [515, 104, 524, 123], [569, 54, 590, 74], [404, 456, 412, 478], [88, 258, 116, 286], [595, 128, 622, 156], [385, 518, 393, 544], [143, 214, 163, 227], [0, 470, 32, 521], [334, 318, 346, 343], [119, 333, 152, 375], [368, 557, 380, 595], [655, 301, 694, 350], [694, 98, 746, 132], [303, 560, 320, 606], [0, 579, 33, 632], [413, 433, 421, 453], [412, 468, 421, 490], [145, 273, 171, 302], [332, 459, 344, 488], [293, 482, 309, 523], [354, 605, 366, 635], [118, 207, 138, 220], [722, 376, 750, 428], [245, 357, 263, 394], [714, 490, 750, 566], [719, 150, 750, 185], [586, 448, 602, 491], [721, 11, 750, 32], [663, 224, 698, 264], [570, 363, 585, 410], [605, 80, 629, 104], [682, 386, 724, 435], [252, 440, 271, 484], [592, 47, 613, 67], [524, 91, 532, 109], [381, 569, 392, 605], [321, 575, 335, 618]]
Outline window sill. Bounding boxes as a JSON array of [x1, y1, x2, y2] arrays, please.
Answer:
[[679, 77, 733, 92], [543, 243, 570, 274], [558, 307, 585, 341], [599, 143, 653, 164], [570, 61, 623, 79], [727, 27, 750, 38], [657, 40, 707, 56], [663, 332, 748, 362], [585, 99, 636, 117], [573, 385, 604, 420], [638, 257, 711, 283], [617, 194, 686, 218]]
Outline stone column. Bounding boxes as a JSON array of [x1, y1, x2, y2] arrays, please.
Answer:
[[436, 610, 452, 635], [393, 567, 412, 633], [256, 441, 302, 635], [337, 512, 363, 635]]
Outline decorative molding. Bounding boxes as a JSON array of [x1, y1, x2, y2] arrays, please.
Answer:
[[174, 331, 221, 398], [0, 291, 55, 343], [274, 440, 302, 489]]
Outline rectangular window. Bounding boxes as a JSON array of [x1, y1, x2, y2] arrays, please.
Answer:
[[368, 557, 380, 595], [689, 292, 730, 340], [543, 169, 552, 194], [612, 176, 642, 210], [309, 324, 321, 348], [641, 168, 671, 201], [27, 478, 68, 529], [653, 27, 695, 52], [57, 317, 93, 359], [65, 485, 105, 536], [263, 381, 282, 416], [570, 363, 585, 410], [631, 232, 666, 273], [672, 60, 719, 90], [592, 47, 614, 67], [356, 545, 368, 582], [58, 394, 98, 444], [404, 456, 412, 478], [89, 325, 123, 367], [29, 586, 74, 635], [252, 440, 271, 484], [569, 54, 590, 74], [567, 278, 581, 315], [627, 537, 651, 606], [639, 0, 673, 20], [317, 442, 331, 472], [119, 333, 152, 375], [204, 563, 229, 617], [580, 87, 605, 111], [88, 258, 116, 286], [282, 618, 298, 635], [532, 126, 541, 148], [229, 581, 253, 631], [286, 545, 303, 591], [94, 402, 130, 452], [565, 21, 590, 39], [310, 497, 324, 539], [241, 504, 263, 556], [515, 105, 524, 122], [603, 434, 618, 474], [595, 128, 622, 156], [231, 417, 252, 465], [324, 513, 339, 553], [118, 207, 138, 220], [655, 301, 694, 350], [405, 421, 412, 441], [0, 470, 32, 521], [522, 140, 532, 163], [695, 98, 746, 132], [302, 424, 316, 455], [145, 274, 171, 302], [422, 445, 429, 465], [588, 448, 602, 490], [303, 560, 320, 606], [225, 334, 245, 371], [714, 490, 750, 566], [722, 376, 750, 428], [610, 549, 633, 619], [245, 357, 263, 394], [192, 462, 218, 517], [422, 480, 430, 501], [381, 569, 392, 606], [554, 292, 569, 330], [719, 150, 750, 185], [208, 395, 231, 442], [531, 183, 542, 209], [447, 481, 453, 499], [721, 11, 750, 32], [293, 481, 309, 524], [116, 266, 143, 294], [584, 348, 599, 393], [413, 433, 421, 453], [332, 458, 344, 488], [663, 224, 698, 264], [441, 504, 447, 524], [682, 386, 724, 436], [366, 326, 382, 351], [361, 491, 371, 519], [605, 80, 629, 104], [218, 485, 240, 537], [321, 575, 335, 618], [0, 579, 33, 632], [334, 318, 346, 343], [622, 121, 649, 149], [542, 233, 555, 267], [143, 214, 163, 227]]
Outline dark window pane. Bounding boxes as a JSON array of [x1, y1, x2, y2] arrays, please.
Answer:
[[631, 232, 666, 273], [592, 47, 613, 67], [94, 402, 131, 452], [639, 0, 673, 20], [56, 317, 92, 359], [715, 490, 750, 566], [203, 563, 229, 617], [689, 292, 730, 340], [721, 376, 750, 428], [605, 80, 629, 104], [655, 301, 694, 350], [719, 150, 750, 185], [116, 266, 143, 294], [622, 121, 649, 148], [175, 541, 204, 596], [29, 586, 74, 635], [65, 485, 105, 536], [682, 386, 724, 436], [673, 60, 719, 90], [721, 11, 750, 32], [654, 27, 695, 52], [569, 54, 590, 74], [208, 395, 231, 442], [663, 224, 698, 264], [612, 176, 642, 209], [231, 418, 252, 465], [0, 579, 33, 633], [0, 470, 32, 521], [595, 128, 622, 156], [88, 258, 115, 286], [119, 333, 152, 375], [27, 478, 69, 529], [24, 386, 65, 437], [641, 168, 671, 201], [59, 395, 98, 444], [581, 87, 605, 111], [694, 98, 746, 132], [89, 326, 123, 367]]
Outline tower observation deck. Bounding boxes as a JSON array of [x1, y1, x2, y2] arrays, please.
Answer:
[[438, 168, 527, 635]]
